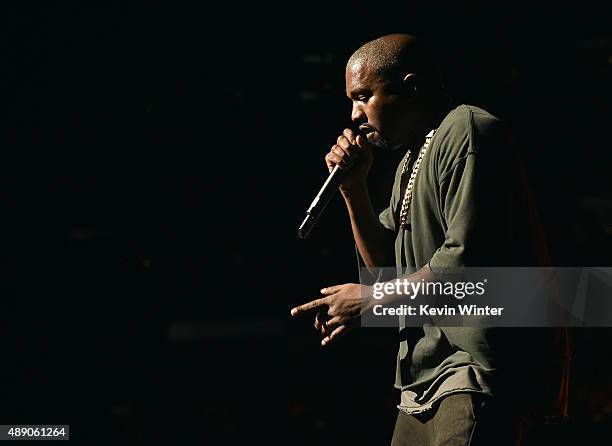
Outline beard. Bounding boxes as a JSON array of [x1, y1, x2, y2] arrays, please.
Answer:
[[367, 131, 407, 151], [366, 131, 389, 150], [360, 124, 393, 151]]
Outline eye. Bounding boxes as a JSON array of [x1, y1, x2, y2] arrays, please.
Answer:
[[357, 95, 370, 102]]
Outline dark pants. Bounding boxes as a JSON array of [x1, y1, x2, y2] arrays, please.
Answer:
[[390, 393, 526, 446]]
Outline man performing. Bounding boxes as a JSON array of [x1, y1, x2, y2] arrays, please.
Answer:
[[291, 34, 568, 445]]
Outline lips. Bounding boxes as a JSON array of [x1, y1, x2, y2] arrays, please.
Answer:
[[358, 124, 376, 135], [359, 124, 379, 140]]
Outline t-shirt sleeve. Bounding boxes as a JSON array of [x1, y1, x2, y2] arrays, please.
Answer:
[[379, 206, 395, 231], [428, 152, 478, 273], [429, 111, 513, 274]]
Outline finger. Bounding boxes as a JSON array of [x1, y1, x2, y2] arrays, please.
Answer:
[[337, 135, 361, 156], [325, 152, 335, 172], [337, 135, 352, 150], [331, 145, 350, 165], [333, 146, 360, 170], [320, 285, 341, 295], [343, 128, 356, 144], [314, 311, 327, 331], [291, 298, 327, 317], [321, 324, 348, 346], [355, 134, 369, 149], [325, 316, 341, 329], [321, 322, 332, 336], [322, 316, 340, 335], [328, 145, 349, 169], [332, 144, 350, 156], [316, 312, 333, 332]]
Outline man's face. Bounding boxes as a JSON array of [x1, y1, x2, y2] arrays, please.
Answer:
[[345, 62, 415, 150]]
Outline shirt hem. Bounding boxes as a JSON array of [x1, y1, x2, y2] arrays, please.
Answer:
[[397, 387, 494, 415]]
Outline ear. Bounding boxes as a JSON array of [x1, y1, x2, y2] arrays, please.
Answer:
[[402, 73, 417, 94]]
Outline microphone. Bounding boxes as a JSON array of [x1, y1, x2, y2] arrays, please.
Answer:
[[298, 130, 365, 239], [297, 164, 344, 239]]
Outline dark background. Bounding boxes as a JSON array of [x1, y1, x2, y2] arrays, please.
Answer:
[[2, 2, 611, 444]]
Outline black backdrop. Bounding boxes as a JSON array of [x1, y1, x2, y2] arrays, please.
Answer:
[[2, 2, 612, 444]]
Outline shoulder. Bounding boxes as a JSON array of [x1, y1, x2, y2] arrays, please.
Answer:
[[466, 105, 505, 142], [430, 105, 504, 167], [438, 104, 502, 141]]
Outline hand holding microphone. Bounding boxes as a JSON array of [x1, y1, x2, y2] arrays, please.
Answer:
[[325, 128, 374, 193], [298, 127, 374, 239]]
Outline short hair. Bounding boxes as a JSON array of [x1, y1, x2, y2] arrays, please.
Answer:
[[347, 34, 442, 88]]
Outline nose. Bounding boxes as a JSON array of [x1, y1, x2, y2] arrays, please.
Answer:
[[351, 102, 365, 122]]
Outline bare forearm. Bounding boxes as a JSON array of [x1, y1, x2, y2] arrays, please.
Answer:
[[341, 182, 391, 267], [359, 264, 444, 326], [368, 264, 437, 308]]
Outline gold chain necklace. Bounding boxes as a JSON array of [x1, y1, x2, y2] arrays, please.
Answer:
[[399, 129, 436, 230]]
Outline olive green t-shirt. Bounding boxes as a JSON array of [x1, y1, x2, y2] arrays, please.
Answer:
[[375, 104, 560, 414]]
